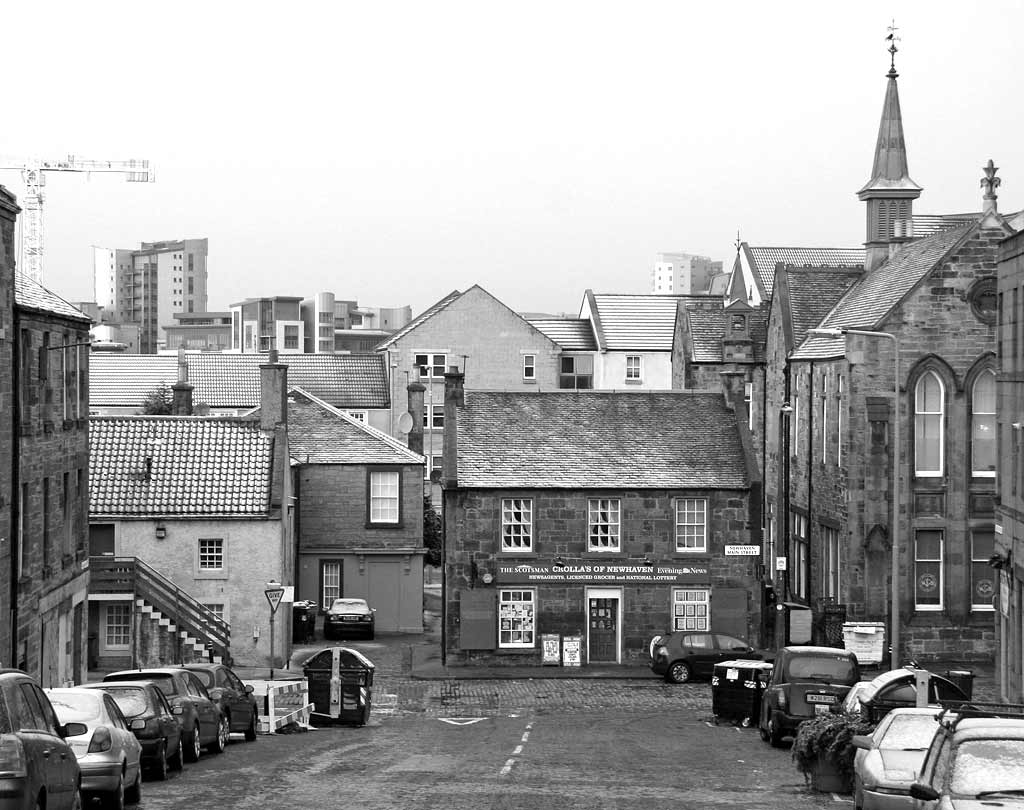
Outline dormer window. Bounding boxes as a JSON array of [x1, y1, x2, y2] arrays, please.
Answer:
[[731, 314, 746, 331]]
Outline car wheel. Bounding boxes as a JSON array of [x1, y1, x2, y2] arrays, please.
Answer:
[[125, 765, 142, 804], [244, 710, 258, 742], [103, 774, 125, 810], [185, 725, 201, 763], [767, 713, 785, 748], [169, 736, 184, 772], [152, 741, 169, 781], [665, 660, 692, 684], [211, 715, 230, 754]]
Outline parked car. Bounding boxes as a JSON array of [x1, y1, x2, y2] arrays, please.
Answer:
[[323, 598, 376, 640], [910, 708, 1024, 807], [648, 630, 772, 684], [0, 669, 83, 810], [841, 667, 968, 722], [80, 681, 183, 781], [46, 687, 143, 807], [103, 668, 227, 763], [840, 680, 874, 716], [758, 645, 861, 746], [183, 663, 259, 742], [851, 707, 942, 810]]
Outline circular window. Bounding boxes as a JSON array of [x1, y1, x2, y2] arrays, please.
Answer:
[[968, 277, 997, 324]]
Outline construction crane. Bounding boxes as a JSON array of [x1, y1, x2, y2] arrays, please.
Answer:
[[0, 154, 154, 284]]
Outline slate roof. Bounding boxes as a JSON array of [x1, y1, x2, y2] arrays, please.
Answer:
[[90, 416, 274, 516], [588, 294, 678, 351], [374, 289, 462, 350], [14, 273, 92, 322], [455, 391, 748, 489], [276, 388, 423, 465], [793, 223, 974, 360], [527, 318, 597, 351], [745, 246, 864, 299], [911, 214, 978, 238], [89, 353, 390, 409], [783, 267, 864, 348], [679, 298, 769, 363]]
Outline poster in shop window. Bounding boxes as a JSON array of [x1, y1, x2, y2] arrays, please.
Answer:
[[562, 636, 582, 667], [542, 634, 561, 665]]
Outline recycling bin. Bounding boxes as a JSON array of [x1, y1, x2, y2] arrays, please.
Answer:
[[292, 600, 318, 643], [302, 647, 376, 726], [945, 669, 975, 701], [711, 659, 774, 726]]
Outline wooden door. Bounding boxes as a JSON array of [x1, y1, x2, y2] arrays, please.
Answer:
[[588, 597, 618, 663]]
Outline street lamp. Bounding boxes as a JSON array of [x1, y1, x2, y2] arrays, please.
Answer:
[[808, 326, 901, 668]]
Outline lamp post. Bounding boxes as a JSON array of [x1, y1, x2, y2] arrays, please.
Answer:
[[808, 327, 901, 668], [264, 580, 285, 680]]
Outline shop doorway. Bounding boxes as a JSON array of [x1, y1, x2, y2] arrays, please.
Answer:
[[586, 588, 621, 664]]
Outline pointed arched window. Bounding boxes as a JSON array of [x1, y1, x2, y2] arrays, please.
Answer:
[[914, 371, 945, 477], [971, 369, 996, 477]]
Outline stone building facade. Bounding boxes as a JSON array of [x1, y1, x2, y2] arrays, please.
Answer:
[[0, 187, 17, 667]]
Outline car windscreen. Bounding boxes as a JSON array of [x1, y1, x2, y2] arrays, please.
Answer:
[[47, 692, 102, 724], [785, 656, 858, 683], [878, 714, 940, 749], [101, 687, 150, 718], [107, 673, 180, 697], [188, 670, 214, 689], [950, 738, 1024, 795], [331, 600, 366, 612]]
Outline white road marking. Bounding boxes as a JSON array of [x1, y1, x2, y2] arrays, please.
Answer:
[[499, 721, 533, 777], [438, 717, 486, 726]]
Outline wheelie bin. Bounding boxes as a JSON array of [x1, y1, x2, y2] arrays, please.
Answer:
[[302, 647, 376, 726], [711, 659, 773, 726], [292, 600, 318, 643]]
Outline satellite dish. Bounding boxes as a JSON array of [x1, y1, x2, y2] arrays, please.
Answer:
[[397, 412, 414, 433]]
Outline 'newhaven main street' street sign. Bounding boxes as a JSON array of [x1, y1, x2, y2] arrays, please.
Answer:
[[724, 545, 760, 556], [496, 559, 710, 585]]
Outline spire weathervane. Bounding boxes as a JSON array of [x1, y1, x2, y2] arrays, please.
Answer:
[[885, 19, 901, 75], [735, 230, 741, 253]]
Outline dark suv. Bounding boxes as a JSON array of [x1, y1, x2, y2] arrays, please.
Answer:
[[649, 630, 771, 684], [758, 645, 861, 746]]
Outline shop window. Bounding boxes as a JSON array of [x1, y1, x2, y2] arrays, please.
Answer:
[[587, 499, 620, 552], [971, 529, 995, 611], [672, 589, 709, 632], [914, 529, 944, 611], [498, 589, 535, 648], [501, 499, 533, 552], [675, 499, 706, 552]]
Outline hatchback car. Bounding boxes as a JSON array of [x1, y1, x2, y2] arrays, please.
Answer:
[[323, 598, 376, 640], [759, 645, 861, 746], [851, 707, 941, 810], [103, 668, 226, 763], [183, 663, 259, 741], [910, 710, 1024, 808], [80, 682, 183, 781], [46, 687, 143, 807], [649, 630, 771, 683], [0, 669, 83, 810], [845, 667, 968, 722]]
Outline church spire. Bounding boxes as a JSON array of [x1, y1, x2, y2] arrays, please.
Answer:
[[857, 23, 922, 271]]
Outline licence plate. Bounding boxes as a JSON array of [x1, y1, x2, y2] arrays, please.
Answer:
[[342, 616, 359, 621], [814, 704, 830, 715], [806, 694, 836, 704]]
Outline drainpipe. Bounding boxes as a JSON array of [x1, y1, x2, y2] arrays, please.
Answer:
[[806, 361, 815, 612], [10, 320, 21, 668]]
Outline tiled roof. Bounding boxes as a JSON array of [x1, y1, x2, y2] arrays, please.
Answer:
[[589, 294, 678, 351], [89, 353, 390, 409], [456, 391, 749, 489], [680, 298, 769, 363], [527, 318, 597, 351], [784, 267, 863, 347], [374, 289, 462, 350], [90, 417, 274, 516], [14, 273, 92, 322], [745, 246, 864, 298], [911, 214, 978, 238], [793, 223, 973, 360], [278, 388, 423, 465]]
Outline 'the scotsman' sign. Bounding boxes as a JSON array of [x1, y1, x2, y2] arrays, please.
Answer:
[[496, 559, 710, 585]]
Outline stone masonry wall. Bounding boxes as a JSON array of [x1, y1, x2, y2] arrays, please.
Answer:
[[0, 188, 17, 667]]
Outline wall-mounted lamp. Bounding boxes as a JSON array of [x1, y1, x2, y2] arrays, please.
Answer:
[[553, 556, 566, 568], [642, 555, 655, 568], [779, 401, 793, 415], [155, 523, 166, 540], [989, 552, 1011, 570]]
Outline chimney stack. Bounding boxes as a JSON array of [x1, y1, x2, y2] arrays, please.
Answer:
[[171, 347, 193, 415], [407, 380, 425, 455], [442, 366, 464, 488], [260, 349, 288, 430]]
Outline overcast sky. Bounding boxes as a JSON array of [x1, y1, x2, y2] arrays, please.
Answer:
[[2, 1, 1022, 318]]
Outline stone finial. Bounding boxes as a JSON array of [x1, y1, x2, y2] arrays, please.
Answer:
[[981, 159, 1001, 214]]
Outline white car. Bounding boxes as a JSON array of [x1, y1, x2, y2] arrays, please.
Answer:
[[47, 687, 143, 807], [851, 707, 940, 810]]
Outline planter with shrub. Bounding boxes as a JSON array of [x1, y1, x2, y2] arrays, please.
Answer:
[[791, 712, 875, 793]]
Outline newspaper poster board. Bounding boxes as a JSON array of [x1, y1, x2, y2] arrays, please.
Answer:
[[562, 636, 582, 667], [541, 634, 561, 665]]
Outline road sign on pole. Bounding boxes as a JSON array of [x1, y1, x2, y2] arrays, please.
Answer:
[[265, 586, 285, 614]]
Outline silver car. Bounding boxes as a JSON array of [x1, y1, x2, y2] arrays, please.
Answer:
[[851, 707, 940, 810], [46, 687, 143, 807]]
